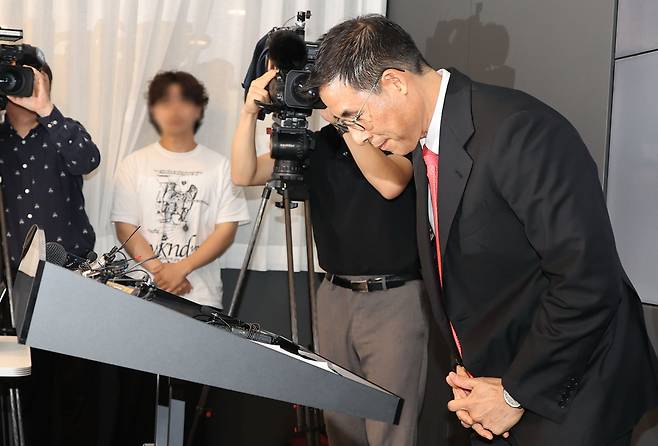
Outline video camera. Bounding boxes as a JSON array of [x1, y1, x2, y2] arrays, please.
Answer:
[[0, 27, 46, 104], [243, 11, 324, 190]]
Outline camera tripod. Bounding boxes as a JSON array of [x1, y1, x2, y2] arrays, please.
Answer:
[[230, 173, 321, 446], [229, 176, 319, 342], [186, 172, 323, 446]]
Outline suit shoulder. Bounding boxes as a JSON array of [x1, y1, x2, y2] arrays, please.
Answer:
[[471, 80, 567, 129], [467, 81, 586, 163]]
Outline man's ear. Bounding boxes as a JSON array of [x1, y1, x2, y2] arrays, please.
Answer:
[[381, 68, 407, 96]]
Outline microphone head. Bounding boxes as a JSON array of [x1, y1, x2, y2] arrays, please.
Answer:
[[267, 29, 307, 71], [45, 241, 67, 266], [86, 251, 98, 262]]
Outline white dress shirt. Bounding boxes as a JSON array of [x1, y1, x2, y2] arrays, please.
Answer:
[[419, 69, 451, 235]]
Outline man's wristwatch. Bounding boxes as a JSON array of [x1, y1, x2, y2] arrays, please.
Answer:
[[503, 388, 522, 409]]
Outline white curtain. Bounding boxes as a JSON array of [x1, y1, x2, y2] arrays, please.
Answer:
[[0, 0, 387, 271]]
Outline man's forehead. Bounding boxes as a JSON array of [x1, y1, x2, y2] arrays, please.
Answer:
[[320, 81, 366, 117]]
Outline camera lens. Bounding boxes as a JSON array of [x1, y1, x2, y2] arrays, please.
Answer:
[[291, 73, 318, 103], [284, 70, 321, 109], [0, 68, 20, 92], [0, 64, 34, 97]]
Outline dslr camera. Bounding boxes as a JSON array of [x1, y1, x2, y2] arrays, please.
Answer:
[[0, 27, 46, 104]]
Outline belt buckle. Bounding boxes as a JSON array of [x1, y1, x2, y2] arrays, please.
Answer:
[[352, 279, 369, 292], [372, 276, 387, 291], [351, 277, 389, 292]]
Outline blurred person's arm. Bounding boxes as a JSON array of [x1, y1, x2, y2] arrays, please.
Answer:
[[173, 222, 238, 274], [151, 222, 237, 295], [231, 70, 277, 186], [114, 221, 192, 296], [114, 222, 161, 273]]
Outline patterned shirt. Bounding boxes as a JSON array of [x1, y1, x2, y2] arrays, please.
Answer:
[[0, 106, 100, 267]]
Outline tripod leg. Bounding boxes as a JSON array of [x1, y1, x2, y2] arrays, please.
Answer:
[[282, 190, 299, 345], [303, 200, 319, 353], [185, 385, 209, 446], [228, 185, 273, 317], [304, 406, 315, 446], [303, 201, 321, 446], [282, 191, 308, 438]]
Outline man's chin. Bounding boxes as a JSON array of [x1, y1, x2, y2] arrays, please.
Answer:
[[385, 141, 416, 155]]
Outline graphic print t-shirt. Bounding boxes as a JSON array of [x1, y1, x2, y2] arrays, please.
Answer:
[[111, 143, 249, 308]]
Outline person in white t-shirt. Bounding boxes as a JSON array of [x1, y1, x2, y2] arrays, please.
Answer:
[[111, 71, 249, 308]]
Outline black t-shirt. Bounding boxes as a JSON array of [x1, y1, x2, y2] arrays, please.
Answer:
[[306, 125, 419, 275]]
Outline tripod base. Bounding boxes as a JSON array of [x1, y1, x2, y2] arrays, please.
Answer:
[[226, 178, 322, 446]]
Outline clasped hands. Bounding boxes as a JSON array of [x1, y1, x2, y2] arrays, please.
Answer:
[[446, 366, 524, 440], [147, 259, 193, 296]]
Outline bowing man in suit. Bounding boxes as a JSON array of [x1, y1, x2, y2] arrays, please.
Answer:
[[307, 14, 658, 446]]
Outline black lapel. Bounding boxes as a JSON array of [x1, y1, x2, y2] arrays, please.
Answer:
[[413, 144, 461, 360], [413, 144, 430, 255], [437, 69, 475, 257]]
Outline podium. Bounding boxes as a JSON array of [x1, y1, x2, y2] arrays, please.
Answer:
[[11, 229, 402, 425]]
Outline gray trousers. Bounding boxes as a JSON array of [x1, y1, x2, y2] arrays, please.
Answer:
[[317, 276, 430, 446]]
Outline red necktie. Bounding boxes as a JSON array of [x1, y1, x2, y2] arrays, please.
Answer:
[[422, 145, 464, 357]]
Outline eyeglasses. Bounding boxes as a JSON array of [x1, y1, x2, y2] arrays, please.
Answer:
[[331, 67, 405, 134]]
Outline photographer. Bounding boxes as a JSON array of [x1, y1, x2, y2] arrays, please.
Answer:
[[232, 69, 437, 446], [0, 64, 101, 445], [0, 65, 99, 267]]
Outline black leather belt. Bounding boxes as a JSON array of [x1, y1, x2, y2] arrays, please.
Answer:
[[325, 273, 420, 293]]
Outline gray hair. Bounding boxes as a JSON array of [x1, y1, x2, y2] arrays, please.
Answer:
[[307, 14, 431, 92]]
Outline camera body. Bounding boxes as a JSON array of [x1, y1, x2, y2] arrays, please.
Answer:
[[265, 30, 322, 113], [0, 27, 46, 99], [248, 11, 324, 192]]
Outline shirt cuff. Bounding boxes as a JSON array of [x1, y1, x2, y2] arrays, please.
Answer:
[[38, 106, 66, 134]]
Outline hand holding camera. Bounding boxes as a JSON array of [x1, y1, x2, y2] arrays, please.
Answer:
[[243, 69, 278, 116], [1, 26, 49, 111], [7, 65, 53, 116]]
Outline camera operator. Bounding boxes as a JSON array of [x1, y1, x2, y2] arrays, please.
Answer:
[[0, 64, 101, 445], [231, 69, 438, 446], [0, 66, 99, 267]]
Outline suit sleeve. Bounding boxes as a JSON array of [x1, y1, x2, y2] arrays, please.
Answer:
[[492, 110, 623, 423]]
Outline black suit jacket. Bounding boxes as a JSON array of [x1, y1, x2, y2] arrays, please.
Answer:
[[413, 69, 658, 445]]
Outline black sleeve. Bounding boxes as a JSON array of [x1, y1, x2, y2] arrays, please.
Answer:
[[38, 106, 101, 175], [492, 110, 622, 423]]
